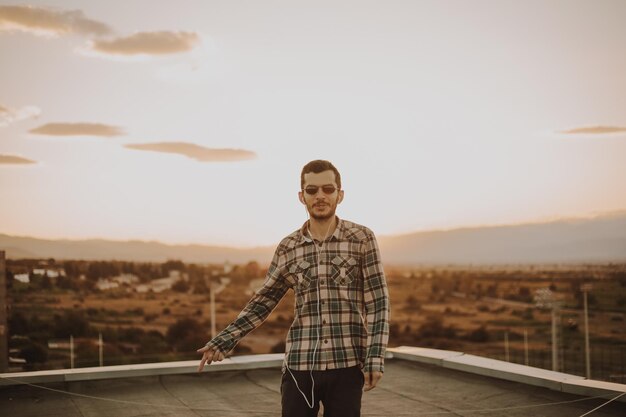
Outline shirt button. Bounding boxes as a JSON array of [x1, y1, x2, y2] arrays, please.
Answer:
[[322, 319, 327, 324], [321, 300, 325, 305], [320, 280, 325, 285], [324, 339, 328, 344]]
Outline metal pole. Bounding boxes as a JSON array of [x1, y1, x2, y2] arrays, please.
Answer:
[[524, 329, 529, 366], [99, 333, 103, 367], [551, 305, 558, 371], [0, 251, 8, 373], [70, 335, 74, 369], [504, 331, 509, 362], [210, 281, 216, 338], [583, 286, 592, 379]]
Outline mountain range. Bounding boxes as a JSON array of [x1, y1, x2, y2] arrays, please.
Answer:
[[1, 211, 625, 265]]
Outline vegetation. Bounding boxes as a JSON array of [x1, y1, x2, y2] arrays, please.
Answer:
[[4, 259, 625, 383]]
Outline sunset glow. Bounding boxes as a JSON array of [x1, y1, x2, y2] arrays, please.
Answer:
[[1, 1, 625, 247]]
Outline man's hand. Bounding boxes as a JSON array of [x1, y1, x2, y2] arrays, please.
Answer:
[[196, 345, 225, 372], [363, 371, 383, 391]]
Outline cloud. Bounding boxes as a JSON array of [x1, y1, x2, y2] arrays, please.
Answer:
[[0, 104, 41, 127], [153, 35, 222, 84], [560, 126, 626, 135], [0, 5, 111, 37], [0, 154, 36, 164], [124, 142, 257, 162], [29, 122, 124, 137], [88, 31, 200, 57], [1, 6, 198, 61]]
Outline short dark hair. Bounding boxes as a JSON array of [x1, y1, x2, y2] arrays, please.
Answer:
[[300, 160, 341, 190]]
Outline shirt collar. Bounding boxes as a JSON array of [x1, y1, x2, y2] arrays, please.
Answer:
[[298, 215, 343, 245]]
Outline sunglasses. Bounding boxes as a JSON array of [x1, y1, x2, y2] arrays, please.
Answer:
[[303, 185, 339, 195]]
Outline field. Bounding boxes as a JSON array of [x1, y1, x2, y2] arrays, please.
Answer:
[[5, 260, 626, 383]]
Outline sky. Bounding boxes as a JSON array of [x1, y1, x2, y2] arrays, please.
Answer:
[[1, 0, 625, 247]]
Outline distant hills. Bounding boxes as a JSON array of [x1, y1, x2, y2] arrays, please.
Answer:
[[1, 210, 625, 265], [377, 210, 626, 265], [0, 234, 274, 264]]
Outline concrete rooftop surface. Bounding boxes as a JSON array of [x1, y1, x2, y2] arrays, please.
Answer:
[[1, 349, 625, 416]]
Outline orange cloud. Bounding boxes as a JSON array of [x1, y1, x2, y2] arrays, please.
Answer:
[[90, 31, 200, 56], [0, 5, 111, 37], [560, 126, 626, 135], [0, 104, 41, 127], [124, 142, 257, 162], [29, 122, 124, 137], [0, 154, 36, 164]]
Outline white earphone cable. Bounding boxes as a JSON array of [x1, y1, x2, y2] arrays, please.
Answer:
[[286, 207, 334, 408]]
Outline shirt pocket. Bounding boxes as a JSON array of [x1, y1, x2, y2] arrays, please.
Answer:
[[288, 259, 315, 289], [330, 255, 359, 285]]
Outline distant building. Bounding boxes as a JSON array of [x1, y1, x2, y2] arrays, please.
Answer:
[[31, 268, 65, 278], [112, 273, 139, 285], [48, 340, 72, 350], [95, 279, 119, 291], [135, 271, 185, 293], [14, 273, 30, 284], [149, 277, 177, 293], [135, 284, 150, 293]]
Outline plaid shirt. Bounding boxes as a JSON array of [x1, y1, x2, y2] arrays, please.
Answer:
[[206, 216, 390, 373]]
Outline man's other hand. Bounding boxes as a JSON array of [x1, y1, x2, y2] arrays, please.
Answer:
[[196, 345, 225, 372], [363, 371, 383, 391]]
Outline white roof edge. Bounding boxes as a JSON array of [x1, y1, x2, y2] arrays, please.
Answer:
[[0, 353, 285, 386], [3, 348, 626, 404], [387, 346, 626, 403]]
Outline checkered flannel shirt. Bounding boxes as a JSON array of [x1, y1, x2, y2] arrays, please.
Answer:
[[205, 216, 390, 373]]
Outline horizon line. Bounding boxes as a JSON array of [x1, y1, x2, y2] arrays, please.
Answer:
[[2, 208, 625, 249]]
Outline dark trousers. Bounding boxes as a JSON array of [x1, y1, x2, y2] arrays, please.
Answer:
[[281, 365, 364, 417]]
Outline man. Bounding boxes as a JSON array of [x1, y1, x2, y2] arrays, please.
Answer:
[[197, 160, 390, 417]]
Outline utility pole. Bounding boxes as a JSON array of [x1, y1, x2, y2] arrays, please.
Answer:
[[70, 335, 75, 369], [208, 274, 230, 339], [210, 280, 216, 338], [99, 333, 104, 367], [524, 329, 529, 366], [504, 331, 510, 362], [582, 283, 593, 379], [0, 251, 8, 372], [551, 303, 559, 371], [534, 287, 560, 372]]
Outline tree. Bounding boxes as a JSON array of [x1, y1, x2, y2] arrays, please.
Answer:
[[244, 261, 260, 279], [162, 260, 186, 274], [467, 326, 489, 343], [270, 341, 286, 353], [405, 295, 421, 310], [166, 318, 207, 352], [172, 280, 190, 293], [53, 311, 91, 338], [41, 274, 52, 290], [21, 342, 48, 364], [9, 311, 29, 335]]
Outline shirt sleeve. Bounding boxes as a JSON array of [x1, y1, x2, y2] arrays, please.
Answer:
[[362, 232, 390, 373], [205, 247, 290, 354]]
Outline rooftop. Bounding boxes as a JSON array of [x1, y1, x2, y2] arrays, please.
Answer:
[[1, 347, 624, 416]]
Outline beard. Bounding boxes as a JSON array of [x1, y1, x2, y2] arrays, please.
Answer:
[[307, 201, 337, 220]]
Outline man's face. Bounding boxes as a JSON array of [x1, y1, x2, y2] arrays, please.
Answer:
[[299, 170, 344, 220]]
